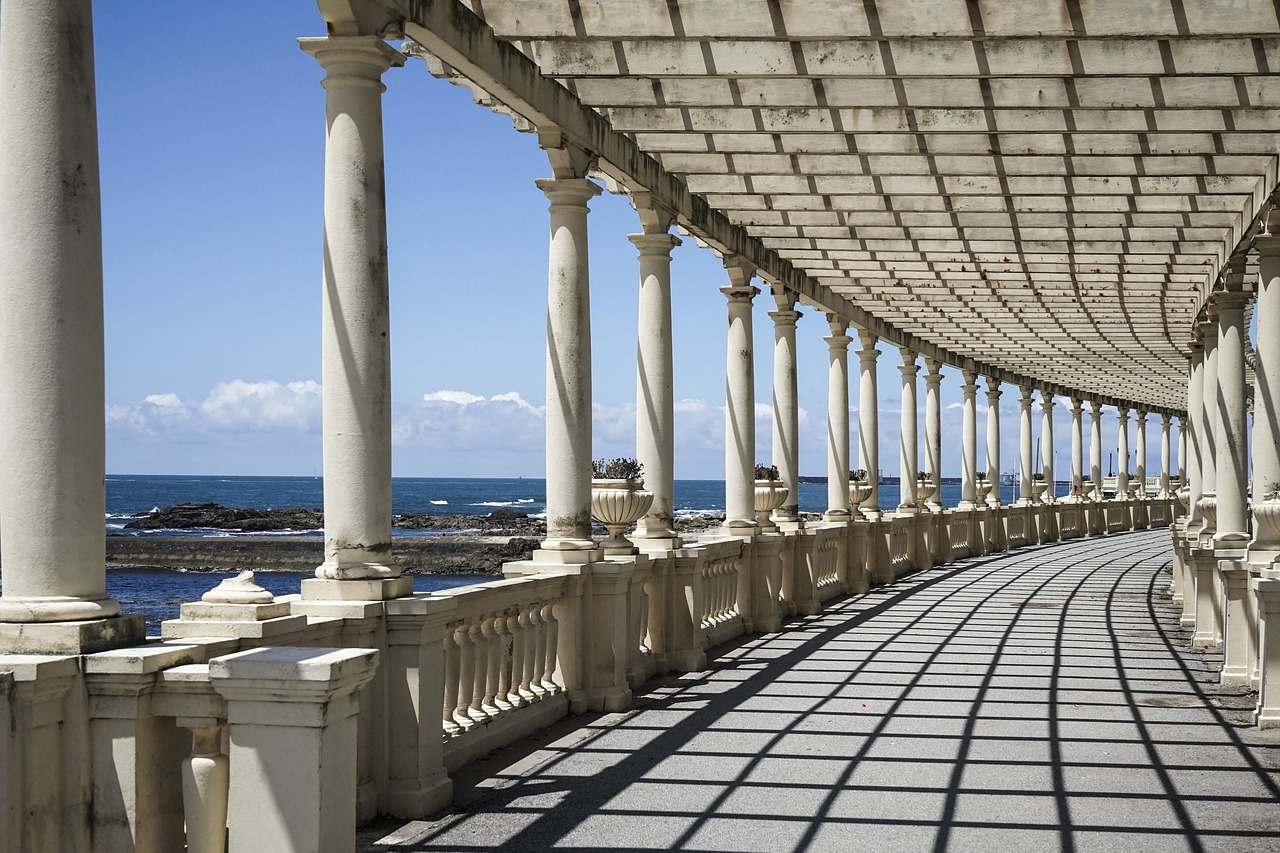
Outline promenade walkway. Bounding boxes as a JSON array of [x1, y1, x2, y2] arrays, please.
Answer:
[[362, 530, 1280, 852]]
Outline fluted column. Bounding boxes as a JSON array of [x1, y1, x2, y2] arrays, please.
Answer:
[[1215, 290, 1250, 540], [959, 370, 979, 509], [723, 262, 759, 532], [825, 317, 853, 520], [300, 36, 405, 579], [899, 349, 920, 510], [985, 378, 1002, 506], [857, 330, 881, 518], [1090, 401, 1104, 497], [0, 0, 127, 626], [630, 230, 681, 543], [769, 292, 802, 524], [1018, 386, 1034, 503], [1069, 398, 1084, 498], [1159, 414, 1172, 497], [1041, 392, 1056, 502], [925, 359, 943, 510], [1117, 407, 1131, 496]]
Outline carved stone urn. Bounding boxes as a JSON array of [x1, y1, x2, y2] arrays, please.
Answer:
[[915, 478, 936, 504], [849, 480, 873, 511], [754, 481, 789, 532], [591, 478, 654, 554]]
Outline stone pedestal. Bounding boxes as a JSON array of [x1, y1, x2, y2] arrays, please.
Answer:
[[1252, 577, 1280, 728]]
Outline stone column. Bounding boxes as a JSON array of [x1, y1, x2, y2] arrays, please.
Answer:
[[959, 370, 979, 509], [1018, 386, 1034, 503], [1177, 416, 1186, 483], [1041, 392, 1056, 502], [722, 261, 759, 532], [1187, 343, 1206, 526], [630, 230, 681, 545], [985, 378, 1002, 506], [534, 175, 603, 555], [899, 349, 920, 510], [1203, 316, 1220, 521], [300, 36, 404, 583], [1136, 411, 1149, 495], [1117, 407, 1131, 496], [825, 317, 853, 521], [857, 330, 881, 518], [925, 359, 943, 510], [1090, 401, 1104, 497], [1254, 234, 1280, 509], [1215, 290, 1251, 540], [1160, 414, 1172, 497], [1069, 398, 1084, 497], [769, 291, 802, 525]]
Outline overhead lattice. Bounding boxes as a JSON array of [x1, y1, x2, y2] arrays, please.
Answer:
[[393, 0, 1280, 412]]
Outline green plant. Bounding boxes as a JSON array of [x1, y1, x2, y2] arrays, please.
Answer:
[[1032, 472, 1046, 482], [976, 471, 987, 481], [1266, 480, 1280, 495], [755, 463, 780, 482], [592, 457, 643, 480], [916, 470, 929, 481], [849, 468, 868, 483]]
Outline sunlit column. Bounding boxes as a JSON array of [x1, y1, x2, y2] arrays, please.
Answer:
[[824, 317, 853, 520], [1253, 233, 1280, 510], [1187, 342, 1205, 526], [959, 369, 979, 509], [722, 261, 759, 531], [1202, 316, 1220, 534], [1136, 410, 1149, 496], [769, 292, 802, 525], [1069, 398, 1084, 498], [899, 349, 920, 510], [1215, 289, 1250, 540], [1177, 416, 1186, 483], [857, 330, 881, 518], [1018, 386, 1034, 503], [924, 359, 943, 509], [985, 378, 1002, 506], [1117, 407, 1131, 496], [1041, 392, 1055, 502], [1159, 414, 1172, 497], [0, 0, 125, 624], [1090, 401, 1104, 497], [630, 229, 681, 543]]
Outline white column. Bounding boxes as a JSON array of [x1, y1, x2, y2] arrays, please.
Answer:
[[1177, 416, 1186, 483], [1187, 344, 1205, 524], [1203, 317, 1220, 502], [0, 0, 123, 624], [1090, 401, 1104, 497], [857, 330, 881, 517], [1136, 410, 1149, 496], [1069, 398, 1084, 497], [770, 292, 802, 524], [960, 370, 979, 509], [985, 378, 1002, 506], [1117, 407, 1131, 495], [1018, 386, 1034, 503], [1160, 414, 1172, 497], [301, 37, 405, 579], [1254, 235, 1280, 508], [1216, 290, 1250, 539], [825, 317, 853, 520], [899, 349, 920, 510], [1041, 392, 1056, 502], [723, 263, 759, 531], [925, 359, 943, 509], [631, 231, 681, 543]]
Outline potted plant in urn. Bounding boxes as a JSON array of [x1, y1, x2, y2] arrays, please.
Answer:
[[1124, 473, 1140, 496], [590, 457, 653, 554], [975, 471, 992, 501], [849, 468, 872, 510], [915, 470, 936, 503], [1255, 481, 1280, 544], [754, 463, 788, 532], [1031, 471, 1049, 501]]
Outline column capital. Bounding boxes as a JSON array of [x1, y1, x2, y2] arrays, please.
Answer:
[[856, 327, 878, 351], [1090, 400, 1103, 417], [629, 191, 678, 233], [535, 176, 603, 208], [298, 36, 406, 83], [1116, 406, 1130, 423], [1136, 409, 1149, 426], [769, 285, 799, 312], [824, 333, 853, 351], [1213, 289, 1253, 312], [924, 358, 943, 383], [1161, 412, 1172, 427], [1019, 385, 1034, 406], [985, 377, 1001, 398], [1040, 392, 1055, 412], [720, 284, 760, 304], [1254, 233, 1280, 257], [1069, 397, 1084, 415], [825, 313, 848, 336], [722, 254, 756, 289], [768, 309, 801, 328], [962, 368, 978, 385], [627, 232, 681, 255]]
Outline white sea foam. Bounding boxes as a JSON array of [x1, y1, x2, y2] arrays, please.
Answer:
[[473, 501, 517, 507], [516, 499, 535, 504], [429, 500, 448, 505]]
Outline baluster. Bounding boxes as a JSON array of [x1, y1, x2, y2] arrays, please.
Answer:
[[540, 603, 560, 694], [494, 609, 516, 711], [516, 608, 539, 704], [453, 624, 478, 731], [527, 606, 549, 700], [506, 612, 529, 708], [480, 615, 503, 718], [639, 576, 653, 655], [181, 720, 229, 853], [442, 624, 462, 736], [467, 622, 490, 724]]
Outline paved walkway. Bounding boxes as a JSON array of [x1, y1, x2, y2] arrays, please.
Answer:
[[362, 530, 1280, 852]]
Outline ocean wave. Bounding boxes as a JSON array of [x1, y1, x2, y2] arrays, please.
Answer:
[[429, 500, 448, 505], [516, 499, 535, 504]]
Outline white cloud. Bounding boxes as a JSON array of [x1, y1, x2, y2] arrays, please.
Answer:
[[108, 379, 321, 434], [422, 389, 484, 406]]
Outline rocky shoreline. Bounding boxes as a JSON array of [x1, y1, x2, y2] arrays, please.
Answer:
[[107, 503, 728, 575]]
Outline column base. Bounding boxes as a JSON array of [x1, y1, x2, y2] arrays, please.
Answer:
[[0, 614, 145, 655], [532, 544, 602, 565], [314, 560, 397, 581], [382, 774, 453, 820], [635, 536, 683, 553], [300, 576, 413, 601]]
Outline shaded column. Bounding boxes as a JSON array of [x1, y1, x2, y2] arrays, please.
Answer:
[[1215, 290, 1250, 540], [722, 261, 759, 532], [857, 330, 881, 517], [1187, 343, 1205, 526], [824, 317, 853, 520], [1117, 407, 1131, 495], [925, 359, 943, 510], [1136, 410, 1149, 496], [1018, 386, 1034, 503], [301, 36, 405, 579], [1177, 416, 1186, 483], [959, 370, 979, 509], [985, 378, 1002, 506], [0, 0, 126, 627], [1069, 398, 1084, 497], [630, 229, 681, 544], [1202, 317, 1220, 534], [1160, 414, 1172, 497], [1090, 401, 1104, 496], [1041, 392, 1055, 502], [899, 349, 920, 510], [1254, 234, 1280, 509], [769, 291, 802, 524]]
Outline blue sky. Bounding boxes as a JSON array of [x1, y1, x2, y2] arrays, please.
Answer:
[[94, 3, 1164, 480]]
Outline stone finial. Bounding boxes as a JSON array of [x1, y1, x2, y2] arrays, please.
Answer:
[[202, 571, 274, 605]]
